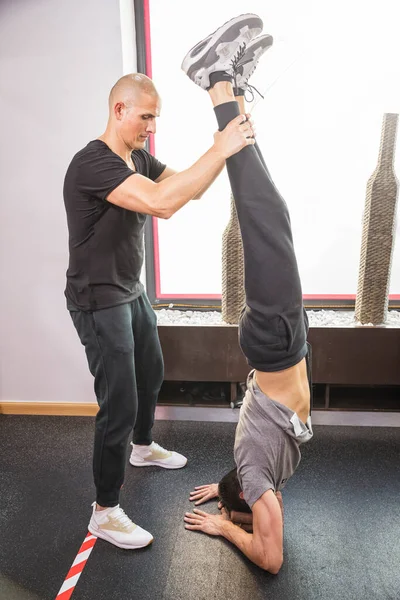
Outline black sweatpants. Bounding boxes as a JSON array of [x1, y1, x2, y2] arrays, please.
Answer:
[[214, 101, 309, 372], [70, 292, 163, 507]]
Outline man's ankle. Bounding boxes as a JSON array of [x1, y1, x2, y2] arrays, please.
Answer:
[[208, 82, 236, 108]]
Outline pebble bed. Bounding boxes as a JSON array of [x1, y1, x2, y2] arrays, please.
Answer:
[[156, 308, 400, 328]]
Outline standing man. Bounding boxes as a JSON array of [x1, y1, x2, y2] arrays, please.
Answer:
[[64, 15, 262, 550]]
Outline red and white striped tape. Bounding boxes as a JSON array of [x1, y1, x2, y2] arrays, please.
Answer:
[[55, 532, 97, 600]]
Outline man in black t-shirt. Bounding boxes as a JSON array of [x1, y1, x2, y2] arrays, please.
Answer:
[[64, 70, 255, 549]]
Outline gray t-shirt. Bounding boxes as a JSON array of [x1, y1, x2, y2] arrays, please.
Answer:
[[234, 371, 313, 508]]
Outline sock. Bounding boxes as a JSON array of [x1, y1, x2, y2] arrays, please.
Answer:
[[95, 504, 119, 515], [207, 71, 234, 90]]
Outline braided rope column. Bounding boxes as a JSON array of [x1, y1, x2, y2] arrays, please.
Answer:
[[222, 194, 245, 324], [355, 113, 399, 324]]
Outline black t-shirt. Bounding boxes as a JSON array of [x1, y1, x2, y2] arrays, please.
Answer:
[[64, 140, 166, 311]]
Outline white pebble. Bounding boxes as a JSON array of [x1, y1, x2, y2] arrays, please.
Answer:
[[156, 309, 400, 327]]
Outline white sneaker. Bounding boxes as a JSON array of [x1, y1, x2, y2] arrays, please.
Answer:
[[181, 13, 263, 89], [129, 441, 187, 469], [88, 503, 153, 550], [233, 34, 273, 93]]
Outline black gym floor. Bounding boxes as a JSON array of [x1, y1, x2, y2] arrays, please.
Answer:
[[0, 415, 399, 600]]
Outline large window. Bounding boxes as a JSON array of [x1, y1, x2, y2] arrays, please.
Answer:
[[144, 0, 400, 307]]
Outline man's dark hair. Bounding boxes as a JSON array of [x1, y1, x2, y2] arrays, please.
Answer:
[[218, 468, 251, 514]]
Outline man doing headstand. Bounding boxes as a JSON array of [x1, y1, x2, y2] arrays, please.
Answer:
[[181, 14, 313, 574]]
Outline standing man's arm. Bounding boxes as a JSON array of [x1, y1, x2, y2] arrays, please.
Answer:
[[106, 115, 254, 219], [155, 113, 254, 199], [155, 166, 177, 182], [155, 165, 224, 199], [184, 489, 283, 574]]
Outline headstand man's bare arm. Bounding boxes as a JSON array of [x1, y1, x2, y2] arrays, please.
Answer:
[[185, 490, 283, 574]]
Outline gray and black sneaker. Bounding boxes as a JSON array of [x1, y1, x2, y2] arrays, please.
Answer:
[[233, 34, 273, 98], [181, 13, 263, 90]]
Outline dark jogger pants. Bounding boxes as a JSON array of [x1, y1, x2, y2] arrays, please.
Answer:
[[70, 292, 164, 506], [214, 101, 309, 372]]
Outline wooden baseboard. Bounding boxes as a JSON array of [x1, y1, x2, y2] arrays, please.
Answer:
[[0, 402, 98, 416]]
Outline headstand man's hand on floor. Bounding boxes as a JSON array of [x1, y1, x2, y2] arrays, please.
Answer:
[[189, 483, 219, 506], [184, 507, 230, 536]]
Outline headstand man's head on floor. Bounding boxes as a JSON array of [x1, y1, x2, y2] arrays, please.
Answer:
[[218, 468, 252, 514]]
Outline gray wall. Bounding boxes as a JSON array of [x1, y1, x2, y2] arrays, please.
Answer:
[[0, 0, 131, 403]]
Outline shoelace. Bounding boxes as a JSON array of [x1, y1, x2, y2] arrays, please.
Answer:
[[109, 507, 135, 530], [230, 42, 247, 76], [150, 442, 170, 457], [244, 83, 264, 103], [233, 55, 264, 102]]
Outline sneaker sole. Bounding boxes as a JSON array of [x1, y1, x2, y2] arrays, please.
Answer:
[[129, 457, 187, 469], [88, 524, 154, 550], [240, 34, 273, 55], [181, 13, 263, 88]]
